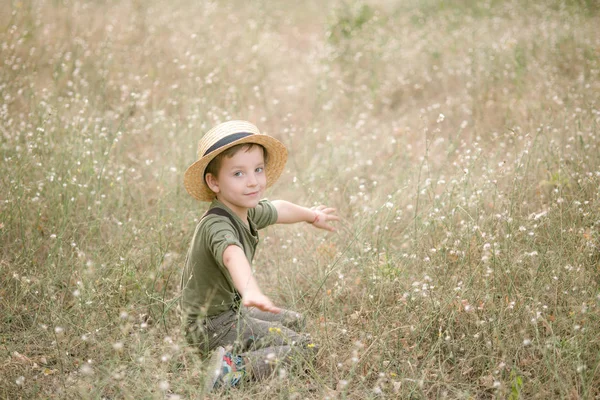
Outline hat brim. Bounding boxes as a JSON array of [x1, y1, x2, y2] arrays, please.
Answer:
[[184, 134, 288, 202]]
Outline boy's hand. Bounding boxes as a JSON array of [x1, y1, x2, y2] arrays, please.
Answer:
[[242, 290, 281, 314], [309, 205, 339, 232]]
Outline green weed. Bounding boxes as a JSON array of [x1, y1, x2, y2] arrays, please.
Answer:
[[1, 0, 599, 399]]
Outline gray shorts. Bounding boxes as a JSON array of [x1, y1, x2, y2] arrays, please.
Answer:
[[186, 307, 316, 380]]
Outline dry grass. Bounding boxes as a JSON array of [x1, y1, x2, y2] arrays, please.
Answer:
[[1, 0, 599, 398]]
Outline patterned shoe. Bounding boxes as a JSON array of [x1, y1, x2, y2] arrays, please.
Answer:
[[204, 346, 246, 392]]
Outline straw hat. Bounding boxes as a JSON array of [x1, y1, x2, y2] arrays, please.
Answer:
[[184, 120, 288, 201]]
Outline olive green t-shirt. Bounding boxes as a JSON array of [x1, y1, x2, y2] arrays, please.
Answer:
[[180, 199, 278, 321]]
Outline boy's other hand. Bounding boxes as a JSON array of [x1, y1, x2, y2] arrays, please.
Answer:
[[242, 291, 281, 314], [310, 205, 340, 232]]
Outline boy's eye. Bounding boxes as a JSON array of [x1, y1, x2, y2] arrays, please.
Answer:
[[234, 171, 243, 177], [255, 167, 264, 173]]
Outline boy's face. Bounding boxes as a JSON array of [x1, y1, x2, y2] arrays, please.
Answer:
[[205, 145, 267, 218]]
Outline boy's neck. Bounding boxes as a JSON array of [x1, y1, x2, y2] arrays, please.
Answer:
[[215, 197, 249, 225]]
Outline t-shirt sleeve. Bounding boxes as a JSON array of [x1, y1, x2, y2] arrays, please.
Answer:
[[203, 216, 244, 269], [249, 199, 278, 230]]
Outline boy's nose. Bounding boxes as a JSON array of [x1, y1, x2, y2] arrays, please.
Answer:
[[247, 173, 258, 186]]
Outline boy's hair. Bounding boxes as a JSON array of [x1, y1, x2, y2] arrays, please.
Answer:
[[204, 143, 268, 181]]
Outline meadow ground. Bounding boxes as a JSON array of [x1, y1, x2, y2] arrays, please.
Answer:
[[1, 0, 599, 398]]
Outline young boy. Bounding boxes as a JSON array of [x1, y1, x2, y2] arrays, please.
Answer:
[[181, 120, 338, 391]]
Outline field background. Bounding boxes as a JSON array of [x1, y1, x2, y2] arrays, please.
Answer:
[[1, 0, 599, 398]]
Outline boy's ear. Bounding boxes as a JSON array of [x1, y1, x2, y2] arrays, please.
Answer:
[[205, 173, 220, 194]]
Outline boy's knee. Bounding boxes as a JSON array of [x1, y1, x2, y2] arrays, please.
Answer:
[[281, 310, 305, 331]]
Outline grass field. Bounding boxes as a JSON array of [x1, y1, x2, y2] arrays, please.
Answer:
[[1, 0, 599, 398]]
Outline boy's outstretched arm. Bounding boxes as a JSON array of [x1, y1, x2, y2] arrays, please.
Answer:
[[271, 200, 339, 232], [222, 245, 281, 314]]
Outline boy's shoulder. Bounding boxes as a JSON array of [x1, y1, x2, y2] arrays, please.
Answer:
[[202, 206, 236, 223], [197, 199, 276, 233], [199, 206, 246, 248], [196, 207, 240, 236], [202, 200, 275, 221]]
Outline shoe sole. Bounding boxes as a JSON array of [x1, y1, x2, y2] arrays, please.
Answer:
[[204, 346, 226, 393]]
